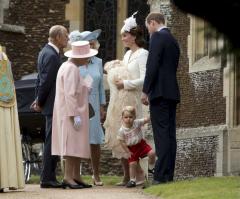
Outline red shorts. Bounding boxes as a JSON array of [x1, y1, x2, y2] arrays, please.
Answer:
[[128, 139, 152, 163]]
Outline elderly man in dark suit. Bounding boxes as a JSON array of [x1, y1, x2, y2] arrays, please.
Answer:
[[141, 12, 180, 184], [32, 25, 68, 188]]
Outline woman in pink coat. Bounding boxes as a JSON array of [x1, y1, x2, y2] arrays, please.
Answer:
[[52, 41, 98, 189]]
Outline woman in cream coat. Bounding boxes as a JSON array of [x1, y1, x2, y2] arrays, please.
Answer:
[[0, 46, 24, 192], [104, 14, 149, 186]]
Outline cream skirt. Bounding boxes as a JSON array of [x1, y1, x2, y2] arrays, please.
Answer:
[[0, 104, 25, 190]]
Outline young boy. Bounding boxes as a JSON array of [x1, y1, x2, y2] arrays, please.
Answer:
[[117, 106, 155, 188]]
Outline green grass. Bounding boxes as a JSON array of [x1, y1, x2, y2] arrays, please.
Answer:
[[144, 177, 240, 199], [27, 175, 122, 186]]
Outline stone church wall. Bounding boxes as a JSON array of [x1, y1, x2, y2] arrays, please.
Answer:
[[154, 0, 227, 178], [0, 0, 69, 80]]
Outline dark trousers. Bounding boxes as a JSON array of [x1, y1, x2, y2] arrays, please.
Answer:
[[150, 97, 177, 182], [40, 115, 59, 182]]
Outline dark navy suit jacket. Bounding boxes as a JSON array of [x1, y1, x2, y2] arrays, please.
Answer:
[[35, 44, 61, 115], [143, 28, 180, 102]]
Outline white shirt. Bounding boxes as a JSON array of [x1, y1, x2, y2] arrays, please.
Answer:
[[158, 26, 167, 32], [117, 119, 145, 146], [48, 42, 60, 54]]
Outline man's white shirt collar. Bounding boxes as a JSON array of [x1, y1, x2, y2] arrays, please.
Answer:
[[48, 42, 60, 54], [158, 26, 167, 32]]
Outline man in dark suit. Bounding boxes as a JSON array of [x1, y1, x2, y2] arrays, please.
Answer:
[[141, 12, 180, 184], [32, 25, 68, 188]]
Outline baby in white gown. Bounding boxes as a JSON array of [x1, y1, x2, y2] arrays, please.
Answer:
[[104, 60, 139, 159]]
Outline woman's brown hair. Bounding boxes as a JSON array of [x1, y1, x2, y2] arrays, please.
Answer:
[[128, 26, 145, 48]]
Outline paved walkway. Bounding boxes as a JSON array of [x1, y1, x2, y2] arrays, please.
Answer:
[[0, 185, 159, 199]]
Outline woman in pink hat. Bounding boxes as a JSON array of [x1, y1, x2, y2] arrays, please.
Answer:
[[52, 41, 97, 189], [69, 29, 106, 186]]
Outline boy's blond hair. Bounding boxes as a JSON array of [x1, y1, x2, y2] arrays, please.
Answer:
[[121, 106, 136, 118]]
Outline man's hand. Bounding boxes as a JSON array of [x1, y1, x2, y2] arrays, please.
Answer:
[[115, 79, 124, 90], [30, 100, 42, 112], [141, 92, 149, 106], [126, 151, 132, 159], [73, 116, 81, 130]]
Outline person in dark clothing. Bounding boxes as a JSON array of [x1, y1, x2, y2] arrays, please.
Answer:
[[31, 25, 68, 188], [141, 12, 180, 184]]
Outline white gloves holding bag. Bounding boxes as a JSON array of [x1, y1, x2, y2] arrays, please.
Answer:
[[73, 116, 81, 130]]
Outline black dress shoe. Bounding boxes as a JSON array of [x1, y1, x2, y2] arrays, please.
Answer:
[[62, 180, 84, 189], [152, 179, 168, 185], [148, 168, 155, 174], [40, 181, 62, 188], [74, 179, 92, 188], [126, 180, 136, 188], [0, 188, 4, 193]]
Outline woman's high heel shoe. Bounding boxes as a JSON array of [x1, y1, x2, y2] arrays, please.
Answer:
[[74, 179, 92, 188], [92, 176, 104, 186], [9, 187, 17, 190], [62, 180, 84, 189]]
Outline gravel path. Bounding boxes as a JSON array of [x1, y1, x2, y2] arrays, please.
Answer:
[[0, 185, 159, 199]]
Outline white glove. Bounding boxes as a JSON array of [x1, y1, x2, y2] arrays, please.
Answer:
[[84, 74, 93, 88], [73, 116, 81, 130]]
